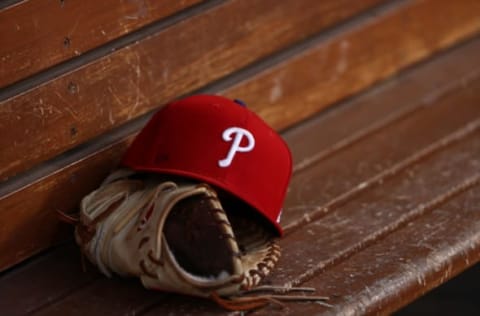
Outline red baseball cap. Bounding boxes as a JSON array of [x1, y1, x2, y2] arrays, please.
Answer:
[[121, 95, 292, 235]]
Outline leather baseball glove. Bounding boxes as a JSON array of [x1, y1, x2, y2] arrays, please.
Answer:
[[61, 169, 328, 310]]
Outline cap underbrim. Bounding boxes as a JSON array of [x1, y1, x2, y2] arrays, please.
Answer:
[[129, 166, 283, 236]]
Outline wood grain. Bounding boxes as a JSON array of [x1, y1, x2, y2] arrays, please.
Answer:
[[32, 277, 161, 316], [2, 0, 480, 182], [4, 39, 479, 315], [272, 108, 480, 284], [0, 0, 385, 181], [0, 244, 101, 316], [144, 71, 480, 315], [284, 37, 480, 174], [282, 75, 480, 228], [0, 36, 480, 315], [0, 138, 131, 270], [0, 0, 203, 88], [142, 45, 480, 314], [224, 0, 480, 130], [267, 185, 480, 315], [0, 34, 478, 274], [1, 0, 479, 272]]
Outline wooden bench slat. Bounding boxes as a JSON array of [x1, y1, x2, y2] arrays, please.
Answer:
[[0, 244, 101, 316], [34, 279, 219, 316], [0, 0, 203, 88], [2, 34, 467, 312], [283, 75, 480, 226], [279, 185, 480, 315], [0, 33, 479, 273], [0, 0, 383, 181], [32, 278, 161, 316], [226, 0, 480, 131], [1, 36, 478, 315], [147, 78, 480, 316], [11, 0, 480, 183], [0, 139, 130, 270], [283, 38, 480, 168], [1, 1, 479, 314], [272, 122, 480, 285]]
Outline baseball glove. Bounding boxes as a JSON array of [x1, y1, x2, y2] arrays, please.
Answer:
[[61, 169, 328, 310]]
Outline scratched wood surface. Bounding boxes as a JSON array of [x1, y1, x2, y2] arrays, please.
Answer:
[[2, 0, 480, 271], [258, 81, 480, 315], [0, 0, 388, 269], [0, 0, 384, 181], [0, 0, 203, 88], [223, 0, 480, 131], [396, 264, 480, 315], [1, 33, 479, 315]]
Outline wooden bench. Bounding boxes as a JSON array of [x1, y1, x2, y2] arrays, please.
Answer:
[[1, 0, 480, 314]]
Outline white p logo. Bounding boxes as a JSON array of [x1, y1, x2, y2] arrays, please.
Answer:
[[218, 127, 255, 168]]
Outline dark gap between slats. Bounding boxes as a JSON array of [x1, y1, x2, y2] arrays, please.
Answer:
[[0, 239, 73, 278], [0, 0, 22, 11]]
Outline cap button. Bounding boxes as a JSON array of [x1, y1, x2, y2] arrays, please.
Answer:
[[233, 99, 247, 107]]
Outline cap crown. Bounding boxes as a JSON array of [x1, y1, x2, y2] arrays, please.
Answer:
[[121, 95, 292, 234]]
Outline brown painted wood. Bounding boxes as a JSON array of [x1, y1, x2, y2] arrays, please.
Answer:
[[284, 36, 480, 174], [1, 36, 479, 315], [0, 0, 401, 181], [2, 0, 479, 182], [224, 0, 480, 131], [269, 116, 480, 285], [0, 38, 477, 306], [33, 278, 223, 316], [0, 139, 131, 270], [146, 60, 480, 316], [0, 27, 479, 274], [0, 1, 479, 314], [250, 184, 480, 315], [0, 0, 203, 88], [32, 278, 161, 316], [0, 39, 480, 315], [267, 185, 480, 315], [396, 264, 480, 316], [0, 244, 101, 316], [282, 72, 480, 227]]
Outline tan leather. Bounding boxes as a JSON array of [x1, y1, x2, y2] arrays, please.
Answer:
[[77, 169, 280, 297]]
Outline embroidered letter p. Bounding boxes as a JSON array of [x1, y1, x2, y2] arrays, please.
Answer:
[[218, 127, 255, 168]]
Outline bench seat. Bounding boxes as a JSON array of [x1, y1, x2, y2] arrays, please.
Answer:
[[1, 35, 480, 315], [1, 0, 480, 314]]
